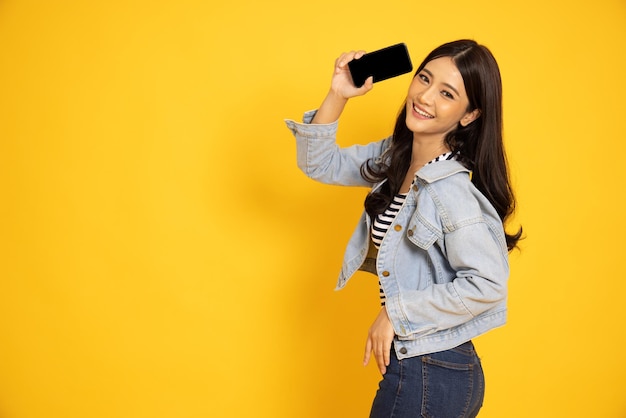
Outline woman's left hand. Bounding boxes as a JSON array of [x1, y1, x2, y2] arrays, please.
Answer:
[[363, 307, 396, 374]]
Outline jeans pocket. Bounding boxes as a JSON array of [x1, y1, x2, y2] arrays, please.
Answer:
[[420, 349, 482, 418]]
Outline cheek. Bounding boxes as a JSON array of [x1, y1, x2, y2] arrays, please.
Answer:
[[407, 78, 422, 96], [441, 102, 469, 121]]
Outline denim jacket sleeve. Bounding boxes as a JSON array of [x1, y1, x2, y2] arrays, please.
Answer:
[[387, 224, 509, 338], [285, 110, 391, 187], [384, 172, 510, 339]]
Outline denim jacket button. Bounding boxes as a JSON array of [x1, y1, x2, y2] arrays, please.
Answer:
[[382, 271, 390, 277], [412, 184, 419, 192], [399, 347, 408, 355], [407, 229, 414, 237], [394, 224, 402, 232]]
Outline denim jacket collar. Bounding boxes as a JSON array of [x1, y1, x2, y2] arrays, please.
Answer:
[[371, 160, 470, 195], [416, 160, 470, 184]]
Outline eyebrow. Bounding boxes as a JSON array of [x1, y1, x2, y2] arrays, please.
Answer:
[[422, 68, 461, 97]]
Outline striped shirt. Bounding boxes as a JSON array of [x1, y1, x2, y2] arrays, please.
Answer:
[[373, 151, 455, 306]]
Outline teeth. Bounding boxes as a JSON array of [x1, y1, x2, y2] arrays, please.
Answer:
[[414, 105, 434, 118]]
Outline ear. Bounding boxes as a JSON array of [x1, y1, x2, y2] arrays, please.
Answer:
[[460, 108, 481, 127]]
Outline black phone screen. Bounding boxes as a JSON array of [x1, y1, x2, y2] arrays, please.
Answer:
[[348, 43, 413, 87]]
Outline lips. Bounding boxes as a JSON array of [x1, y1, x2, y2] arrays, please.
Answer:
[[413, 104, 434, 119]]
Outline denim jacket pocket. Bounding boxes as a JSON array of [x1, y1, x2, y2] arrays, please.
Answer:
[[406, 214, 442, 250]]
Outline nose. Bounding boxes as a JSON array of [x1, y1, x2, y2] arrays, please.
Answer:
[[416, 85, 435, 105]]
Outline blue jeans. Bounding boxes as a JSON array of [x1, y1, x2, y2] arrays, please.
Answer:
[[369, 341, 484, 418]]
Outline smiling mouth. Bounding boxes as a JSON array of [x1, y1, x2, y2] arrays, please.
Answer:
[[413, 105, 434, 119]]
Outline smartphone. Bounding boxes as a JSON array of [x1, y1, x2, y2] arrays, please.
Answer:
[[348, 43, 413, 87]]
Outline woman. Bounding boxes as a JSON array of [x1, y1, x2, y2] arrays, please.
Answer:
[[285, 39, 521, 417]]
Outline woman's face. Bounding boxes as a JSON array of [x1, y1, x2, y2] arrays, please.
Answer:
[[405, 56, 480, 141]]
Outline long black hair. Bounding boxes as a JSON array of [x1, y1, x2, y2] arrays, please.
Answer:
[[361, 40, 522, 250]]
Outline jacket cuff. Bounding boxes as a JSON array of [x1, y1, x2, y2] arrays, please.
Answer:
[[284, 110, 338, 138]]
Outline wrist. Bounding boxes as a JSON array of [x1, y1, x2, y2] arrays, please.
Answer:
[[326, 88, 349, 105], [311, 91, 348, 124]]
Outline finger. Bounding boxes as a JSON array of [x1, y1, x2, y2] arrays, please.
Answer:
[[377, 352, 387, 374], [335, 53, 346, 72], [354, 50, 367, 59], [337, 51, 356, 69], [363, 338, 372, 366], [383, 343, 391, 367], [375, 344, 386, 374], [378, 358, 386, 374]]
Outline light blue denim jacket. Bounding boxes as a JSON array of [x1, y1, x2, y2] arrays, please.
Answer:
[[285, 110, 510, 359]]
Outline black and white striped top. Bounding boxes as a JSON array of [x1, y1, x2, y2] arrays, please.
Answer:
[[373, 151, 455, 306], [371, 193, 408, 249]]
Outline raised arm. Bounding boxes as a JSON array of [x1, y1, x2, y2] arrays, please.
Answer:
[[285, 50, 384, 187]]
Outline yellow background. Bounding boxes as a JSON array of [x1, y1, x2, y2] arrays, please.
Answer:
[[1, 0, 625, 417]]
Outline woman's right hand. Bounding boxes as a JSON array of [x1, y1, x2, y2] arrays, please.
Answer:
[[329, 51, 374, 99], [311, 51, 374, 124]]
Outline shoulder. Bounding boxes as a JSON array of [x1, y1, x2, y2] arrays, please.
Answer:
[[415, 161, 493, 227]]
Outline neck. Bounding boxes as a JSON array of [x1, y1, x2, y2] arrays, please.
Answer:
[[409, 134, 450, 171]]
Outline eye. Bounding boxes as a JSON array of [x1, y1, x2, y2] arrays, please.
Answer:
[[418, 73, 429, 83], [441, 90, 454, 99]]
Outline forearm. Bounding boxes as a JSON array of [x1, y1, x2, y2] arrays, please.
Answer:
[[311, 90, 348, 124]]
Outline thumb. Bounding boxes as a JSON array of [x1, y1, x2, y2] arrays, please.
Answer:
[[359, 76, 374, 94]]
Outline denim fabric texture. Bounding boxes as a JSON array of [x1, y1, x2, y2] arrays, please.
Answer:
[[369, 341, 484, 418], [285, 110, 510, 359]]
